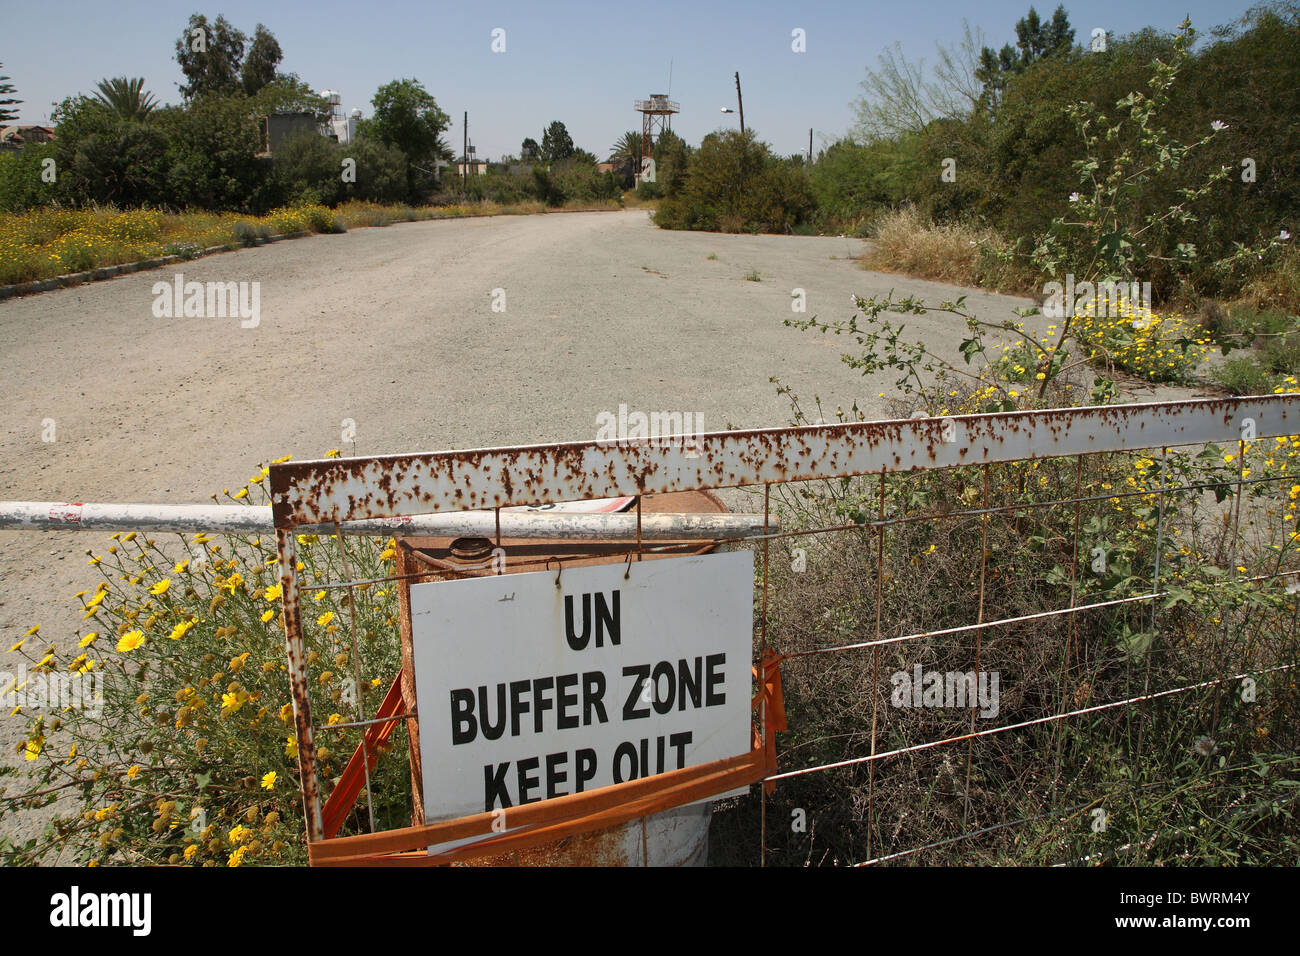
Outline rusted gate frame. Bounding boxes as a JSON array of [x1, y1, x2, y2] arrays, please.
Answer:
[[270, 396, 1300, 855]]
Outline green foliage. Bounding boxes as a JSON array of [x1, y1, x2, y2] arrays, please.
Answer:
[[1214, 356, 1280, 395], [155, 97, 264, 212], [48, 96, 170, 208], [0, 494, 411, 866], [825, 7, 1298, 308], [240, 24, 283, 96], [264, 133, 409, 210], [366, 78, 451, 203], [246, 77, 330, 123], [265, 132, 341, 207], [635, 129, 689, 200], [526, 157, 621, 208], [92, 77, 158, 121], [609, 130, 642, 166], [809, 136, 924, 227], [0, 61, 21, 123], [174, 13, 247, 99], [0, 144, 57, 212], [976, 3, 1076, 105], [338, 138, 409, 206], [655, 129, 813, 234], [540, 121, 575, 162]]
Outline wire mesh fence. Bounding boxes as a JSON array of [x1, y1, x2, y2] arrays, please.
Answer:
[[268, 395, 1300, 865]]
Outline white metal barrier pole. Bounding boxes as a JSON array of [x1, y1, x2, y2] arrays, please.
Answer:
[[0, 501, 776, 541]]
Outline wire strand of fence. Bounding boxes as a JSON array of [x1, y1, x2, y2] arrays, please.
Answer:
[[764, 663, 1298, 784], [855, 754, 1300, 866]]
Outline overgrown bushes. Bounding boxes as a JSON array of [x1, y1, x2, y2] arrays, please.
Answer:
[[654, 130, 813, 234]]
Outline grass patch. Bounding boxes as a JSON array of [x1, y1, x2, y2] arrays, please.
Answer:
[[1241, 246, 1300, 315], [863, 207, 1035, 294], [743, 269, 762, 282], [1214, 356, 1282, 395]]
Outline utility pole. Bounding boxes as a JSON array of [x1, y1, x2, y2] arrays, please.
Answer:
[[462, 111, 468, 190], [808, 127, 813, 163], [734, 72, 745, 134]]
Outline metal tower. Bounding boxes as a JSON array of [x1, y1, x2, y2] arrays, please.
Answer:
[[634, 94, 680, 174]]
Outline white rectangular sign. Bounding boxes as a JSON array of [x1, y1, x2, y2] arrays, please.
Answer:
[[409, 550, 755, 826]]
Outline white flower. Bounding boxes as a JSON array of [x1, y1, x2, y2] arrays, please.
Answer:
[[1211, 120, 1228, 131], [1280, 229, 1292, 241], [1068, 192, 1080, 203]]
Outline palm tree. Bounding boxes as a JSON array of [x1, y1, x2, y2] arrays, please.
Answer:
[[93, 77, 158, 121], [609, 130, 644, 177]]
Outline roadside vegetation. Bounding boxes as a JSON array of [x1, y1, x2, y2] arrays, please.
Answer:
[[0, 199, 601, 287], [0, 11, 627, 289], [0, 463, 409, 866], [715, 17, 1300, 864]]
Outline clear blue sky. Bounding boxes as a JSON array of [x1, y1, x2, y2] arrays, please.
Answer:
[[3, 0, 1259, 160]]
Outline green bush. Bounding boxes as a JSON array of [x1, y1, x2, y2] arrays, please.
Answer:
[[0, 145, 58, 212], [1214, 356, 1279, 394], [810, 136, 924, 229], [156, 96, 265, 212], [655, 129, 814, 234], [48, 96, 170, 208]]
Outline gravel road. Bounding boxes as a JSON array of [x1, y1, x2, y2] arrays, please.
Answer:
[[0, 208, 1039, 841]]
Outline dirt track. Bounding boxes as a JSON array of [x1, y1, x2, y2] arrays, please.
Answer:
[[0, 208, 1043, 837]]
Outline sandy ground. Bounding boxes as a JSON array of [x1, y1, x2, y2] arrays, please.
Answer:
[[0, 208, 1052, 847]]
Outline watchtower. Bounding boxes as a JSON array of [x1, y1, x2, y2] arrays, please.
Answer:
[[633, 93, 680, 174]]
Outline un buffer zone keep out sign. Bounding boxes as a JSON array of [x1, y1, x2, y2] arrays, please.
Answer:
[[410, 551, 755, 825]]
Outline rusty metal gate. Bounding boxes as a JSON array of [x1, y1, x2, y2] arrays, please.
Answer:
[[270, 395, 1300, 865]]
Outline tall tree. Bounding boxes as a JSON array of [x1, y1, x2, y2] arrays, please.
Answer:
[[93, 77, 158, 121], [851, 20, 987, 141], [0, 63, 21, 123], [520, 137, 540, 160], [610, 130, 642, 164], [976, 5, 1075, 105], [241, 24, 283, 95], [174, 13, 246, 99], [366, 78, 451, 200], [540, 121, 574, 162]]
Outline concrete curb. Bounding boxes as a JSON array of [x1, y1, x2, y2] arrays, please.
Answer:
[[0, 230, 312, 302]]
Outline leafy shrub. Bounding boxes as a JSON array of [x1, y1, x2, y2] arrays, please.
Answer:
[[655, 130, 814, 234], [155, 96, 265, 212], [0, 145, 58, 213], [47, 97, 170, 208], [1214, 356, 1280, 395]]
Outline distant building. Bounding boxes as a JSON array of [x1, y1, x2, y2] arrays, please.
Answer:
[[261, 113, 319, 156], [454, 156, 487, 177], [0, 125, 55, 150]]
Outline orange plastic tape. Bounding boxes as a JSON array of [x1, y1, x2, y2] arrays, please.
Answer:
[[320, 674, 406, 839]]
